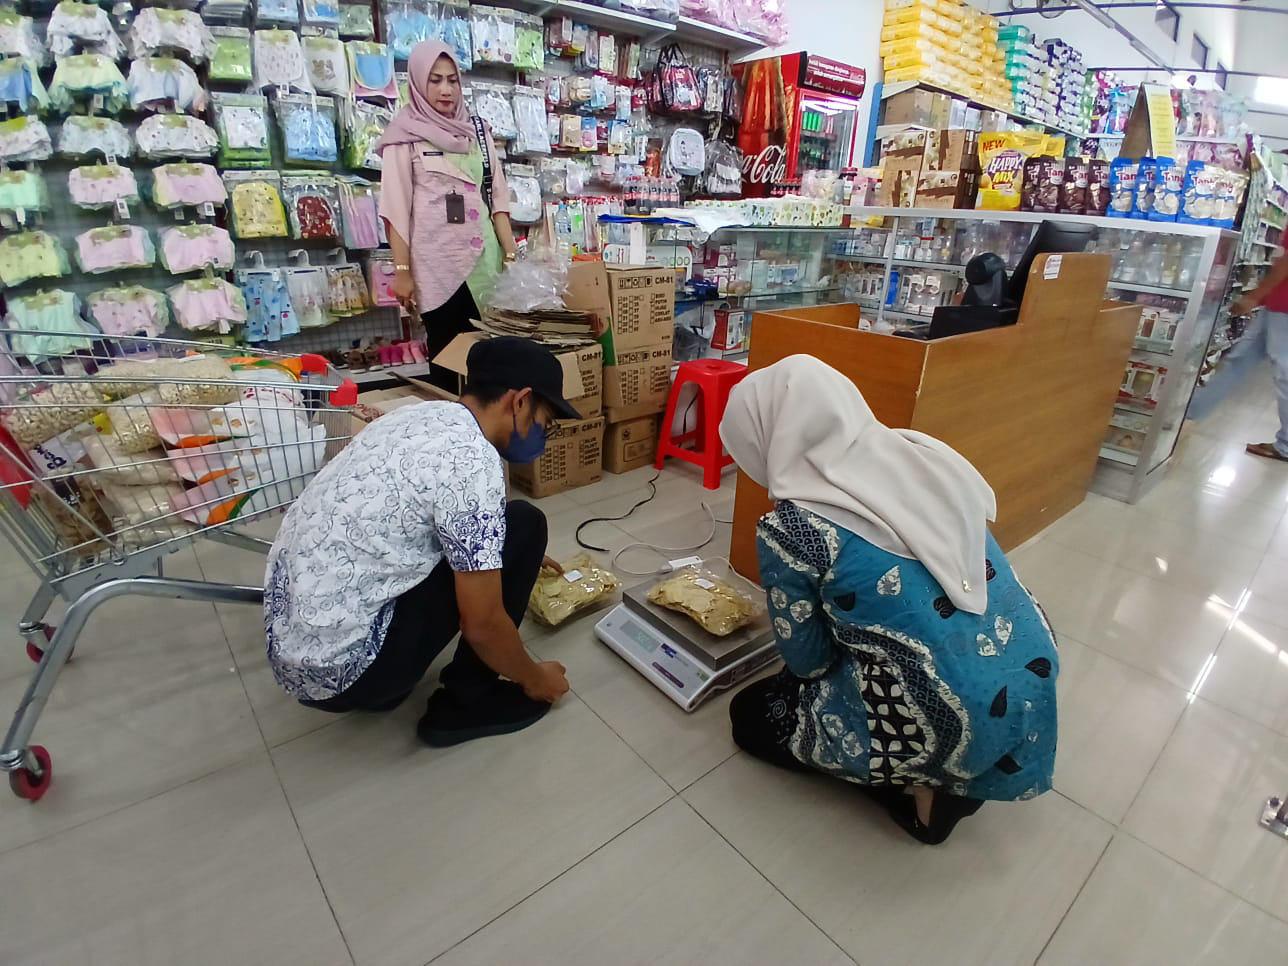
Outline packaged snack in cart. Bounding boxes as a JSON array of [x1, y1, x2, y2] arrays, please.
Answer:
[[528, 554, 622, 627], [647, 565, 763, 637]]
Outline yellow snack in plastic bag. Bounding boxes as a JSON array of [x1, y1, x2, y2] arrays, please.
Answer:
[[975, 130, 1056, 210], [527, 554, 622, 627], [647, 566, 761, 637]]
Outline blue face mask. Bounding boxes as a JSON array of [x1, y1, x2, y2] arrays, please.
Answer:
[[499, 411, 546, 463]]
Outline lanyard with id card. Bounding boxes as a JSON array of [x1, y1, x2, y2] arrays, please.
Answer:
[[445, 191, 465, 224]]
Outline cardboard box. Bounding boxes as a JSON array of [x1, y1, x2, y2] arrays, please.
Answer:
[[509, 415, 606, 498], [710, 308, 748, 351], [878, 131, 927, 207], [603, 415, 661, 474], [883, 88, 940, 128], [916, 168, 979, 209], [603, 342, 673, 414], [565, 262, 676, 357], [924, 130, 979, 172], [430, 333, 603, 418]]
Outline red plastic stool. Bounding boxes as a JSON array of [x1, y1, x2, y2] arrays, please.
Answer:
[[654, 359, 748, 489]]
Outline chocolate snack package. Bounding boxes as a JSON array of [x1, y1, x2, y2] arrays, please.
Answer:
[[1087, 158, 1109, 215], [1059, 157, 1089, 214], [1020, 155, 1044, 211]]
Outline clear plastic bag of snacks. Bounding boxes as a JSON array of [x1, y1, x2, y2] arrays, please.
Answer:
[[647, 565, 763, 636], [528, 554, 622, 627]]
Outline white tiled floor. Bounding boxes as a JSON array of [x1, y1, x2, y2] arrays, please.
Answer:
[[2, 377, 1287, 965]]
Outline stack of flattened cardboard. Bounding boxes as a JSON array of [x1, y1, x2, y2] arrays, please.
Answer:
[[474, 308, 599, 346], [431, 332, 605, 498], [564, 262, 676, 474]]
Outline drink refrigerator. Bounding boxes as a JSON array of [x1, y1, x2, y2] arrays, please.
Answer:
[[732, 52, 867, 197]]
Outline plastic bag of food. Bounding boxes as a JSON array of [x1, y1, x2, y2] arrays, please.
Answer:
[[975, 130, 1055, 211], [528, 554, 622, 627], [647, 565, 762, 636], [484, 255, 569, 313]]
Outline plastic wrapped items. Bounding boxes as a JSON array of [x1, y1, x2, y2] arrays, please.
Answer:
[[2, 290, 93, 363], [367, 253, 399, 305], [237, 268, 302, 342], [151, 162, 226, 209], [0, 169, 51, 215], [83, 431, 180, 485], [646, 565, 762, 636], [471, 5, 517, 65], [0, 231, 70, 286], [281, 173, 341, 240], [158, 224, 235, 273], [55, 115, 126, 160], [528, 555, 622, 627], [302, 0, 341, 28], [48, 53, 129, 115], [436, 0, 472, 69], [303, 35, 350, 95], [254, 29, 313, 92], [511, 86, 549, 155], [167, 277, 248, 332], [473, 83, 517, 139], [225, 170, 289, 238], [339, 2, 375, 38], [68, 163, 138, 210], [135, 113, 219, 159], [0, 58, 49, 114], [284, 267, 331, 327], [338, 176, 381, 248], [255, 0, 300, 27], [273, 93, 338, 165], [209, 27, 253, 83], [341, 98, 392, 170], [383, 0, 432, 61], [325, 262, 369, 316], [1, 381, 105, 450], [0, 10, 50, 66], [514, 13, 544, 71], [127, 8, 215, 63], [47, 1, 125, 61], [347, 41, 396, 99], [0, 115, 53, 162], [212, 92, 273, 168], [128, 57, 208, 114], [98, 481, 193, 546], [1106, 157, 1138, 219], [86, 286, 169, 338], [504, 164, 541, 224]]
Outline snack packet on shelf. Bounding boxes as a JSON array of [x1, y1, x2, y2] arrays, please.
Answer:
[[527, 553, 622, 627], [646, 565, 762, 637]]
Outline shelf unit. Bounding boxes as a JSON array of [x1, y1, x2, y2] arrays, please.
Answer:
[[833, 206, 1237, 503], [512, 0, 766, 50]]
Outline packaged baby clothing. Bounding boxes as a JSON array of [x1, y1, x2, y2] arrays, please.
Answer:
[[225, 170, 289, 238], [339, 2, 375, 38], [151, 163, 226, 209], [511, 86, 549, 155], [471, 5, 517, 66], [0, 57, 50, 113], [127, 8, 215, 63], [340, 98, 391, 170], [383, 0, 432, 61], [436, 0, 472, 68], [211, 92, 272, 168], [255, 0, 301, 26], [74, 224, 156, 274], [168, 277, 247, 333], [302, 0, 341, 28], [86, 285, 169, 337], [0, 10, 50, 66], [504, 164, 541, 223], [0, 115, 52, 162], [48, 54, 129, 114], [338, 176, 381, 248], [159, 225, 235, 273], [346, 41, 396, 99], [281, 173, 340, 240], [127, 57, 208, 114], [472, 83, 517, 139], [209, 27, 253, 84], [0, 169, 51, 217], [284, 267, 330, 327], [56, 115, 128, 160], [0, 231, 70, 286], [3, 290, 95, 364], [367, 253, 398, 305], [237, 268, 301, 342], [274, 93, 338, 165], [135, 114, 218, 159], [68, 163, 139, 209], [302, 35, 350, 95], [514, 13, 544, 71], [325, 263, 369, 316], [254, 29, 313, 92], [47, 1, 126, 61]]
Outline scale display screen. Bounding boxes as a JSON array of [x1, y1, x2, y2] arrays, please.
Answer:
[[621, 618, 659, 652]]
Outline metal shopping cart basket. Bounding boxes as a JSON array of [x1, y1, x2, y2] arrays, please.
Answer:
[[0, 331, 357, 802]]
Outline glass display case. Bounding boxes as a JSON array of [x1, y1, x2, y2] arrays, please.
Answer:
[[835, 207, 1238, 503]]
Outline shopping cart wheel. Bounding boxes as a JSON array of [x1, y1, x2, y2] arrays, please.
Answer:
[[24, 625, 57, 664], [8, 746, 52, 802]]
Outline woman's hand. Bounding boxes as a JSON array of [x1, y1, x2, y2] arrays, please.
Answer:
[[1232, 294, 1258, 317], [392, 269, 416, 311], [542, 555, 564, 575]]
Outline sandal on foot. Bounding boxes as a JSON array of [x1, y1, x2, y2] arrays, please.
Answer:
[[887, 791, 983, 845], [1246, 443, 1288, 462]]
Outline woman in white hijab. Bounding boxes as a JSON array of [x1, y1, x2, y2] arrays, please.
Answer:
[[719, 355, 1058, 845]]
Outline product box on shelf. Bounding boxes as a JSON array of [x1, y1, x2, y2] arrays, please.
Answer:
[[603, 414, 661, 474], [883, 88, 944, 129], [432, 333, 603, 419], [916, 168, 979, 208], [510, 414, 607, 498], [878, 131, 928, 207], [710, 307, 748, 352], [924, 129, 978, 171]]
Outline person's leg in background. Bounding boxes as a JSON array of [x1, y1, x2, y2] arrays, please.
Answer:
[[420, 282, 479, 390], [1259, 310, 1288, 459]]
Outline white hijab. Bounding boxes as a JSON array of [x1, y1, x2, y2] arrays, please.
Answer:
[[719, 355, 997, 615]]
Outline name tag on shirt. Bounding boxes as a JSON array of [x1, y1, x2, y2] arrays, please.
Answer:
[[421, 150, 444, 158]]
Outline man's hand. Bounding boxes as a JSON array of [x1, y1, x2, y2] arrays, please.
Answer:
[[392, 270, 416, 310], [1232, 294, 1258, 317], [523, 661, 570, 703], [541, 555, 564, 575]]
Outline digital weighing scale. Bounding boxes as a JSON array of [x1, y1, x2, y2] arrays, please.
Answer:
[[594, 559, 779, 712]]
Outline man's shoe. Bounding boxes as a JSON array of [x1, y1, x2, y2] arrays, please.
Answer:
[[416, 682, 550, 747]]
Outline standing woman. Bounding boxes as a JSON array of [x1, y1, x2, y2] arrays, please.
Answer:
[[719, 356, 1059, 845], [377, 40, 517, 385]]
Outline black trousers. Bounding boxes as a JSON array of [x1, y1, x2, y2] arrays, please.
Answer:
[[728, 671, 813, 774], [421, 281, 479, 391], [305, 501, 548, 712]]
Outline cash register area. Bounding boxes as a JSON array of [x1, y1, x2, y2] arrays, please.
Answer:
[[1, 373, 1286, 966]]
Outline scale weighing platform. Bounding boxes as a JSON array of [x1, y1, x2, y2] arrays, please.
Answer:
[[594, 559, 779, 712]]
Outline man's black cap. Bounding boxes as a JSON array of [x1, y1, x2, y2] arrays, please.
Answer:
[[466, 336, 581, 420]]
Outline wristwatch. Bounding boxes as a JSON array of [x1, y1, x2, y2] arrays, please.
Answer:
[[394, 263, 411, 272], [504, 252, 517, 263]]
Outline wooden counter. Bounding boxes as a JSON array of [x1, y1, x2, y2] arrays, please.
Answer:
[[730, 253, 1140, 581]]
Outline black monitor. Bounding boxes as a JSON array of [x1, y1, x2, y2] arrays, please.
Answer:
[[1006, 220, 1097, 307]]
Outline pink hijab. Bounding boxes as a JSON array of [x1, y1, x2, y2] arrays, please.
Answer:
[[376, 40, 474, 156]]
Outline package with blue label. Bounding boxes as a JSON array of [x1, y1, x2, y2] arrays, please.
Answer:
[[273, 92, 338, 165]]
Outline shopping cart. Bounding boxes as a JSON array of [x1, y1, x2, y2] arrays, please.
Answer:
[[0, 331, 357, 802]]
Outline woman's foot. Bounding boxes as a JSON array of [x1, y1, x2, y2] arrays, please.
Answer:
[[887, 788, 983, 845], [1247, 442, 1288, 462]]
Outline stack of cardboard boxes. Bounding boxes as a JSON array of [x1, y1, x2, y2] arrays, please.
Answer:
[[565, 262, 676, 475], [877, 127, 981, 209]]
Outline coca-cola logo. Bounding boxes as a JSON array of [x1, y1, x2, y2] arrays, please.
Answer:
[[743, 145, 788, 185]]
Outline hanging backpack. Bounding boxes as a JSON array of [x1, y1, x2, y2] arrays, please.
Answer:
[[655, 44, 701, 113], [704, 140, 742, 196], [667, 128, 706, 178], [697, 65, 724, 115]]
